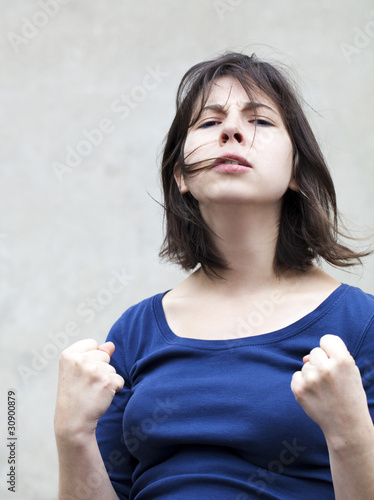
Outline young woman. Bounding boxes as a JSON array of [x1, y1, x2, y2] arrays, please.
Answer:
[[54, 52, 374, 499]]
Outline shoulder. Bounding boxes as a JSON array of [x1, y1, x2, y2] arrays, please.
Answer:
[[105, 291, 170, 364], [336, 284, 374, 317], [328, 284, 374, 358], [301, 268, 374, 325], [109, 291, 169, 337]]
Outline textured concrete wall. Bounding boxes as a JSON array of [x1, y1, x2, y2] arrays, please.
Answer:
[[1, 1, 373, 498]]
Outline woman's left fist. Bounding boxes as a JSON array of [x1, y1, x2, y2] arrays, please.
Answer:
[[291, 334, 371, 441]]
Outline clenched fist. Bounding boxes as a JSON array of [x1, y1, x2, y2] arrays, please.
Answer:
[[54, 339, 125, 439], [291, 334, 372, 445]]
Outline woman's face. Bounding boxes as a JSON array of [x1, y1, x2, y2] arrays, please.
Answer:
[[176, 76, 296, 209]]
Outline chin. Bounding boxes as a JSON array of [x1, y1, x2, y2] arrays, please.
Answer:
[[201, 193, 260, 206]]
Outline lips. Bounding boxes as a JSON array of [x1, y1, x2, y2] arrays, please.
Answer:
[[213, 153, 252, 169], [212, 153, 253, 173]]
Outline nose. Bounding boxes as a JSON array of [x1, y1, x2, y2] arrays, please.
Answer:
[[218, 121, 245, 146]]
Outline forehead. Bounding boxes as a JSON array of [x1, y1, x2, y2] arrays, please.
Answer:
[[202, 75, 278, 111]]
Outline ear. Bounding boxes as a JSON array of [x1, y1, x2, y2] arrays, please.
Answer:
[[288, 176, 298, 192], [289, 151, 299, 192], [173, 166, 189, 194]]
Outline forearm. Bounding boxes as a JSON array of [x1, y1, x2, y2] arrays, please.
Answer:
[[327, 425, 374, 500], [56, 431, 119, 500], [54, 340, 125, 499]]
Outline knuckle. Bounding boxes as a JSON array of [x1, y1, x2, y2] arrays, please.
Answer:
[[100, 373, 114, 390], [318, 364, 330, 378], [59, 349, 78, 367], [293, 385, 306, 403], [59, 348, 71, 362], [333, 354, 354, 371], [114, 376, 125, 392], [343, 354, 355, 368], [302, 365, 322, 386], [71, 354, 85, 371], [85, 363, 100, 378], [306, 373, 320, 388]]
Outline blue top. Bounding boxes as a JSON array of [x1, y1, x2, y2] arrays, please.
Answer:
[[96, 283, 374, 500]]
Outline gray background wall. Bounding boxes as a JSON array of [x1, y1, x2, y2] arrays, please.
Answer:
[[1, 1, 373, 498]]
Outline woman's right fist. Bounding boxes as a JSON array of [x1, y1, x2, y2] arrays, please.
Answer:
[[54, 339, 125, 439]]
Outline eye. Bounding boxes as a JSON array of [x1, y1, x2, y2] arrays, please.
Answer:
[[250, 118, 273, 127], [198, 120, 220, 129]]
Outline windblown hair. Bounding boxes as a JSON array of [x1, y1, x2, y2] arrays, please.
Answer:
[[159, 51, 369, 277]]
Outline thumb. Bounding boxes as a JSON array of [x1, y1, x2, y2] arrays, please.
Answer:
[[98, 341, 115, 358]]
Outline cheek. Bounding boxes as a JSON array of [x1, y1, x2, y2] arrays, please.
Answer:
[[184, 131, 216, 164], [268, 135, 293, 169], [275, 141, 293, 165], [183, 135, 195, 162]]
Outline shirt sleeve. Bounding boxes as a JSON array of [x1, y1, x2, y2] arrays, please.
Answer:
[[96, 314, 134, 500]]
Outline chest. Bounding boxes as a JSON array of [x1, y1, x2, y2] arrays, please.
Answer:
[[124, 344, 328, 469], [162, 291, 322, 341]]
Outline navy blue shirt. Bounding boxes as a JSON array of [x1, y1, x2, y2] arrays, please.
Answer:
[[96, 284, 374, 499]]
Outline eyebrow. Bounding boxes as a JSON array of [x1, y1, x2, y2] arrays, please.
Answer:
[[201, 101, 278, 115]]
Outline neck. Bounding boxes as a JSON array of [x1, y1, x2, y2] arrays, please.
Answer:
[[198, 201, 287, 293]]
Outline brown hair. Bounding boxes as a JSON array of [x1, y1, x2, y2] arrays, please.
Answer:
[[159, 52, 370, 277]]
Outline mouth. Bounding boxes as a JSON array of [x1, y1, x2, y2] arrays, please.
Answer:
[[212, 153, 253, 172]]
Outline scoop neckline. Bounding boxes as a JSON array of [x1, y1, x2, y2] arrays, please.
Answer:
[[153, 283, 348, 349]]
